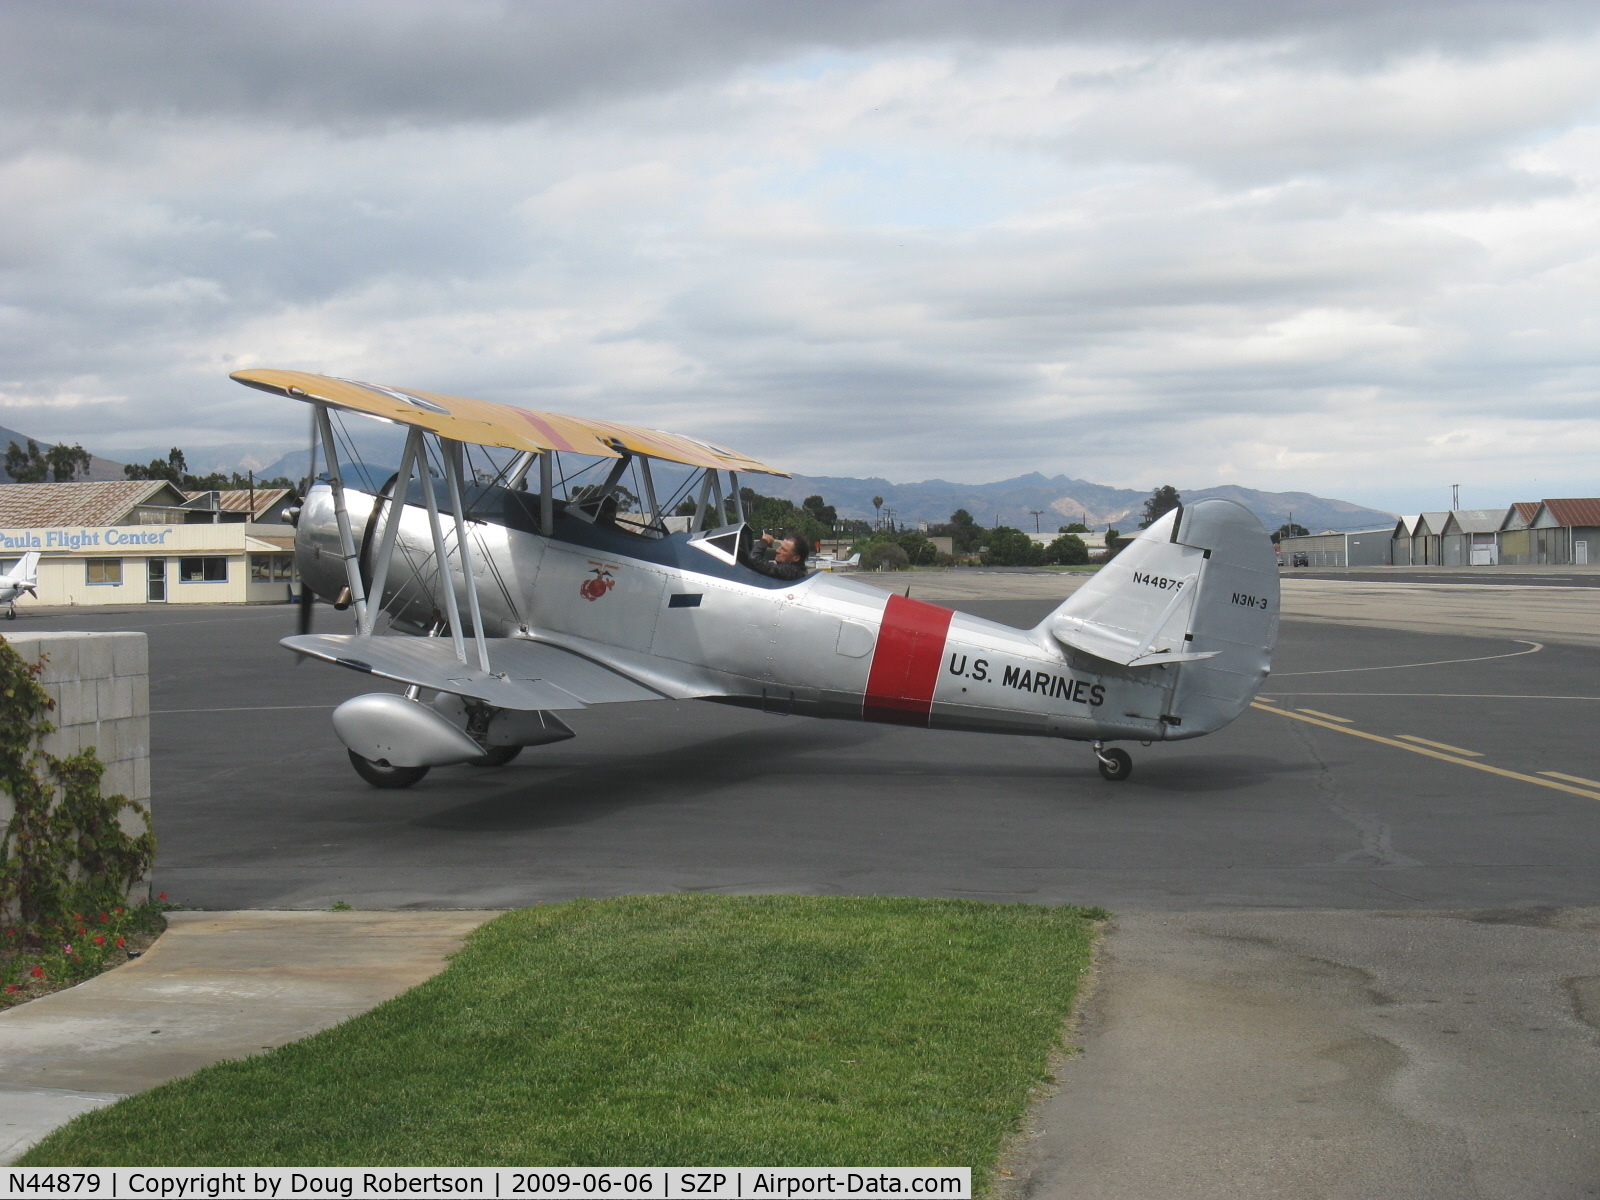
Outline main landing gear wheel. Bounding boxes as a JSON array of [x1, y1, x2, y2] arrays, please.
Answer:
[[1095, 746, 1133, 782], [469, 745, 523, 768], [347, 750, 430, 789]]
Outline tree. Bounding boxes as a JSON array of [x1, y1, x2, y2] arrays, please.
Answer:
[[801, 494, 837, 526], [1139, 485, 1181, 529], [981, 526, 1045, 567], [1060, 522, 1089, 533], [861, 542, 909, 571], [124, 447, 188, 484], [1273, 522, 1309, 543], [43, 443, 92, 481], [1099, 527, 1126, 562], [926, 508, 984, 556], [1046, 533, 1089, 565], [4, 439, 48, 482]]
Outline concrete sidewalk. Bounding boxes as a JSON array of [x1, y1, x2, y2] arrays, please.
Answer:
[[6, 907, 1600, 1197], [0, 910, 497, 1164]]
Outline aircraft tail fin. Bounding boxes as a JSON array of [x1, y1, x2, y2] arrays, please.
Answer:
[[13, 551, 39, 584], [1038, 499, 1278, 735]]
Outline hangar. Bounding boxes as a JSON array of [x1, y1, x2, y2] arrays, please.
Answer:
[[1277, 526, 1394, 568], [0, 480, 299, 608]]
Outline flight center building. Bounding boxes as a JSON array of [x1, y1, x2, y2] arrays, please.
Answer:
[[0, 480, 298, 608]]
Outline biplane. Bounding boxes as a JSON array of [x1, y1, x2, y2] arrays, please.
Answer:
[[232, 369, 1279, 787], [0, 551, 39, 619]]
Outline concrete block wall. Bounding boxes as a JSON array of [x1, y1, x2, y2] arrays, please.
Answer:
[[0, 632, 151, 845]]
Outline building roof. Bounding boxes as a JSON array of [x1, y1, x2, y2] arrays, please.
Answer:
[[1536, 498, 1600, 528], [0, 480, 188, 526], [1441, 509, 1506, 535], [1413, 511, 1450, 535], [1501, 503, 1539, 530], [1393, 515, 1421, 536], [182, 487, 294, 520]]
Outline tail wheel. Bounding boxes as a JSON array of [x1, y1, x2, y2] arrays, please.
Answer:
[[4, 608, 14, 620], [1096, 747, 1133, 782], [469, 745, 523, 768], [348, 749, 430, 789]]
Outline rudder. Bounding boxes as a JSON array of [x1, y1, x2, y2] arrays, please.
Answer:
[[1038, 500, 1278, 736]]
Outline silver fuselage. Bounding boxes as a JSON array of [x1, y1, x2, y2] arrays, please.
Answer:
[[296, 480, 1204, 744]]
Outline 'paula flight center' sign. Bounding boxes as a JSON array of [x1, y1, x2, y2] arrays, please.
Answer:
[[0, 527, 176, 551]]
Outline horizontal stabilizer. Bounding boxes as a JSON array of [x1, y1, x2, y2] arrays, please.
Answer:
[[1051, 614, 1221, 668], [283, 634, 665, 710]]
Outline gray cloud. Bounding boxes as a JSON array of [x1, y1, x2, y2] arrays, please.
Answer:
[[2, 2, 1598, 514], [6, 1, 1599, 126]]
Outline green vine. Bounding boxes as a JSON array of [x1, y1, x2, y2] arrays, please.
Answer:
[[0, 636, 156, 930]]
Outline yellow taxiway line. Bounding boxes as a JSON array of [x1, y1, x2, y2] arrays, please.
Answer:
[[1250, 702, 1600, 804], [1540, 770, 1600, 789], [1396, 733, 1483, 757]]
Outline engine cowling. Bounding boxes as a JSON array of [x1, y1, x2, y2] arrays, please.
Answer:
[[293, 482, 376, 603]]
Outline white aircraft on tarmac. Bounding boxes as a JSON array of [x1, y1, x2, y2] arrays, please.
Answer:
[[0, 551, 39, 620], [233, 370, 1279, 788]]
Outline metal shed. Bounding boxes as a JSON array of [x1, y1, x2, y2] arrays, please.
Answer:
[[1440, 509, 1505, 566], [1531, 498, 1600, 565], [1498, 503, 1539, 565], [1391, 515, 1420, 566], [1410, 512, 1449, 566]]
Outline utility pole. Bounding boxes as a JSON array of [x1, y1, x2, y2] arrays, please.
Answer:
[[1451, 483, 1460, 510], [1029, 509, 1045, 533]]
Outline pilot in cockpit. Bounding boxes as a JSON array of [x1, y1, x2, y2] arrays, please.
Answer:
[[741, 531, 811, 581]]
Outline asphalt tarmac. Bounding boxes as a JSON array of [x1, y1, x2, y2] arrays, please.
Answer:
[[13, 588, 1600, 914], [11, 580, 1600, 1194]]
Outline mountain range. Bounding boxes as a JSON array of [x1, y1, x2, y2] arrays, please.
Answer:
[[1, 423, 1395, 532], [772, 472, 1396, 533]]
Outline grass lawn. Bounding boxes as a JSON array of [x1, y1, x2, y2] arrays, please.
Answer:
[[20, 895, 1103, 1180]]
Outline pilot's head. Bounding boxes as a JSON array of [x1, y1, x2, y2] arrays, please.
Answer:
[[776, 534, 810, 564]]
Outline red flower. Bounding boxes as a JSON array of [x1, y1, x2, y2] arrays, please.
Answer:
[[4, 985, 17, 994], [29, 966, 44, 979], [115, 937, 125, 948], [93, 935, 106, 946], [158, 892, 168, 901], [115, 907, 125, 915], [99, 913, 109, 923]]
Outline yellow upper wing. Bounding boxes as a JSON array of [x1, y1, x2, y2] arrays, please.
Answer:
[[230, 369, 787, 476]]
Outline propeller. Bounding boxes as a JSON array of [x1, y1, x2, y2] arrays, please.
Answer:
[[297, 579, 315, 636]]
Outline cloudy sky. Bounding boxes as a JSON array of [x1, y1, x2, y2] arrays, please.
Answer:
[[2, 1, 1597, 513]]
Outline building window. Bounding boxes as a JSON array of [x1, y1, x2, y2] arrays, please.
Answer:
[[86, 558, 123, 585], [249, 553, 295, 582], [179, 556, 228, 583]]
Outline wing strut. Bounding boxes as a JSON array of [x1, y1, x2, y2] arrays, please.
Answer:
[[639, 457, 661, 528], [538, 452, 554, 536], [313, 403, 369, 629], [361, 426, 423, 636], [413, 433, 470, 666], [442, 438, 492, 674]]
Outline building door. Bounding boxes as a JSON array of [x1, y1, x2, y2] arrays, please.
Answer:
[[146, 557, 166, 603], [1578, 541, 1589, 565]]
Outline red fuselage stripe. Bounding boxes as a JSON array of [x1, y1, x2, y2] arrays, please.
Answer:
[[864, 594, 955, 726]]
